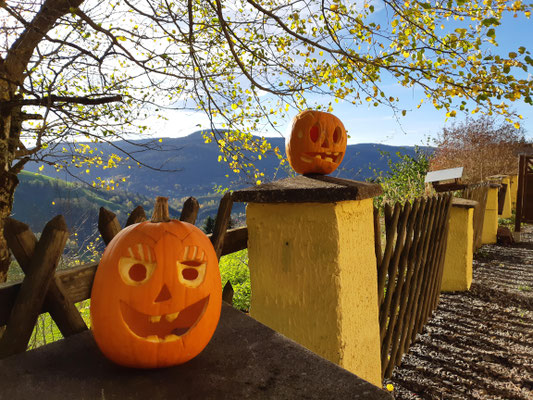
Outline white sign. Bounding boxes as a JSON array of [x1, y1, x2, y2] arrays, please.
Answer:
[[425, 167, 464, 183]]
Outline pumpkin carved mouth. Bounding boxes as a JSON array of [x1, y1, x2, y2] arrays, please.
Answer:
[[120, 296, 210, 342], [301, 152, 343, 164]]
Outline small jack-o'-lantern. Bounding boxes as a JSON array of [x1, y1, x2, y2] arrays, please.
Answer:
[[90, 197, 222, 368], [286, 110, 347, 175]]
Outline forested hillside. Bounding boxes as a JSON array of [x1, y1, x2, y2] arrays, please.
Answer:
[[24, 131, 430, 199], [14, 134, 430, 255]]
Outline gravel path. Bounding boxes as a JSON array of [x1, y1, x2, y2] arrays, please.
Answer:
[[386, 225, 533, 399]]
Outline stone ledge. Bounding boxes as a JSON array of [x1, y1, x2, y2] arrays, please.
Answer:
[[233, 175, 382, 203], [0, 304, 391, 400], [452, 198, 478, 209]]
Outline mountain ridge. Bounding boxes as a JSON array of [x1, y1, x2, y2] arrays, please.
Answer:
[[24, 130, 431, 201]]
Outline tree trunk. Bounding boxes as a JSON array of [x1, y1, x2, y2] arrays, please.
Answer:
[[0, 170, 18, 282]]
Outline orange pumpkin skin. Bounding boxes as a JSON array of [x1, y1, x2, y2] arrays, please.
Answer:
[[90, 219, 222, 368], [286, 110, 347, 175]]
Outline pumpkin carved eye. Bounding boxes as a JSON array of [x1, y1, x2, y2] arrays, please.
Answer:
[[129, 263, 147, 282], [119, 257, 156, 286], [333, 126, 342, 144], [177, 246, 207, 288], [309, 124, 319, 142]]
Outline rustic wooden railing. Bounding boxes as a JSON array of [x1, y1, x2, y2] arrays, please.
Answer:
[[374, 194, 452, 379], [0, 194, 248, 358]]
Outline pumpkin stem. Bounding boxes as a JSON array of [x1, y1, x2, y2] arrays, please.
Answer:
[[151, 196, 171, 222]]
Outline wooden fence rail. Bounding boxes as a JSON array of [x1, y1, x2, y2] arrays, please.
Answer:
[[0, 196, 248, 356], [375, 193, 452, 379]]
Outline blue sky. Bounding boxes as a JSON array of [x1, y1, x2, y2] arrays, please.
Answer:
[[151, 12, 533, 147]]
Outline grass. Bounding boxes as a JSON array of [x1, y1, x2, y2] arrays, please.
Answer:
[[219, 249, 251, 312]]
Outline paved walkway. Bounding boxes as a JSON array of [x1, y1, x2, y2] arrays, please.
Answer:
[[387, 225, 533, 399]]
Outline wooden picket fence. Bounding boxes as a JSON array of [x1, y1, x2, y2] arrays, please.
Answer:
[[0, 194, 247, 359], [0, 187, 469, 383], [374, 194, 452, 379]]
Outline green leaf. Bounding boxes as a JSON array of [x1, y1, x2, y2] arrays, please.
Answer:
[[481, 18, 500, 27]]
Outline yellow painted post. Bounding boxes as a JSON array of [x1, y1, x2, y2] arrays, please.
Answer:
[[482, 184, 499, 244], [500, 176, 512, 219], [441, 198, 476, 292], [509, 174, 518, 211], [233, 176, 383, 387]]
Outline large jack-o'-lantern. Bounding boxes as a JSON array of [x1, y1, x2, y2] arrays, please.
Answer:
[[90, 197, 222, 368], [286, 110, 347, 175]]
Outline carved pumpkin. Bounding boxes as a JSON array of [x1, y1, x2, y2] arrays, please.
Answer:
[[286, 110, 347, 175], [90, 197, 222, 368]]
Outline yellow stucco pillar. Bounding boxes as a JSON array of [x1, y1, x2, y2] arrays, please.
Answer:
[[441, 198, 476, 292], [233, 176, 383, 387], [509, 174, 518, 211], [482, 184, 499, 244], [500, 176, 512, 219]]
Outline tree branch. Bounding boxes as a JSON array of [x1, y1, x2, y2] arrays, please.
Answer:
[[1, 95, 122, 109], [4, 0, 85, 83]]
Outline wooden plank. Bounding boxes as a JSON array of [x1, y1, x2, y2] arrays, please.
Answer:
[[402, 196, 438, 352], [417, 195, 450, 331], [384, 198, 426, 378], [98, 207, 121, 245], [125, 206, 146, 227], [392, 197, 434, 371], [414, 196, 444, 334], [222, 281, 234, 305], [422, 196, 447, 321], [0, 215, 69, 358], [179, 197, 200, 224], [373, 207, 383, 269], [432, 182, 468, 192], [379, 202, 411, 341], [377, 203, 400, 306], [0, 226, 250, 326], [55, 263, 98, 304], [215, 227, 248, 256], [4, 218, 87, 337], [210, 193, 233, 260], [430, 195, 453, 310], [380, 199, 420, 377]]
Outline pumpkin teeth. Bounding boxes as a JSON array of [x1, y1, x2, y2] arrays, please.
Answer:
[[165, 311, 180, 322], [120, 296, 209, 340], [163, 334, 180, 342], [304, 152, 343, 163]]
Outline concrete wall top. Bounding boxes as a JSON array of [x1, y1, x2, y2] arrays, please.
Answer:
[[233, 175, 383, 203], [452, 198, 478, 209]]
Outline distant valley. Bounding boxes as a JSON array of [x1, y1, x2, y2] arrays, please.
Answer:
[[15, 131, 429, 253]]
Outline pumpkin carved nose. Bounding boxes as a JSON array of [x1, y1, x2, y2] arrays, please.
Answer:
[[155, 284, 172, 302], [321, 134, 329, 148]]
